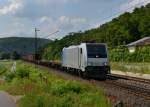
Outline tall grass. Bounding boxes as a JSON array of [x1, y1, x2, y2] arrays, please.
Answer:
[[111, 62, 150, 74], [0, 61, 111, 107]]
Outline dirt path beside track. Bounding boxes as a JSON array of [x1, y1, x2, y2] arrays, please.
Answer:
[[0, 91, 16, 107]]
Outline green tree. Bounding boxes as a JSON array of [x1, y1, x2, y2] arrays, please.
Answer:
[[12, 51, 20, 60]]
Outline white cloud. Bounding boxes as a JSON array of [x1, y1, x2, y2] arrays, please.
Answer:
[[39, 16, 53, 23], [47, 0, 79, 3], [39, 16, 87, 29], [58, 16, 87, 26], [57, 16, 87, 32], [120, 0, 150, 12], [0, 20, 26, 37], [35, 0, 79, 6], [10, 22, 25, 34], [37, 15, 88, 39], [60, 0, 79, 3], [0, 0, 23, 15]]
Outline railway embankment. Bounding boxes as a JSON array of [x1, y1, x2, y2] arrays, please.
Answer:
[[1, 60, 150, 107], [26, 60, 150, 107], [111, 62, 150, 79], [111, 70, 150, 80]]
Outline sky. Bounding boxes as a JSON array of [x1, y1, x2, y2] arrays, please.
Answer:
[[0, 0, 150, 39]]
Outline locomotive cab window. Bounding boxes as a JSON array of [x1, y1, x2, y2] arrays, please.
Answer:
[[80, 48, 82, 54], [86, 44, 107, 58]]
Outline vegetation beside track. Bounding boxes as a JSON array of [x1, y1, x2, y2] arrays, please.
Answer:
[[0, 61, 111, 107], [109, 46, 150, 62], [111, 62, 150, 74]]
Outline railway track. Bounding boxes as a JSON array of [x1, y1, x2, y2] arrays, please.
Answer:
[[104, 74, 150, 100], [104, 80, 150, 100]]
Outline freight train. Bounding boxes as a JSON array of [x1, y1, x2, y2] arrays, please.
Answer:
[[23, 43, 111, 79]]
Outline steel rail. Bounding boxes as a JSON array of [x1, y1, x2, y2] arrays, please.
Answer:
[[103, 80, 150, 100]]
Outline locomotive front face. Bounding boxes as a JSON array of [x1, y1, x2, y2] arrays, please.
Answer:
[[84, 44, 110, 78], [86, 44, 109, 66]]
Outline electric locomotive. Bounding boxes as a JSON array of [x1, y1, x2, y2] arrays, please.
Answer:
[[62, 43, 110, 79]]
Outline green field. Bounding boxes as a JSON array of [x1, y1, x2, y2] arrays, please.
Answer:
[[111, 62, 150, 74], [0, 61, 111, 107]]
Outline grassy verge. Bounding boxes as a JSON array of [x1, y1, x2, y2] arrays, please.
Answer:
[[0, 61, 111, 107], [111, 62, 150, 74]]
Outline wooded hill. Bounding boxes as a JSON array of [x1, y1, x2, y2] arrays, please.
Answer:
[[42, 4, 150, 60], [0, 37, 50, 55]]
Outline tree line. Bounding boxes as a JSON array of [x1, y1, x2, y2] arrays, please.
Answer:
[[0, 51, 20, 60]]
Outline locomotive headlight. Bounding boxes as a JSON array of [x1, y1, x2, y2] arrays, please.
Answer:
[[103, 62, 108, 66], [88, 62, 92, 66]]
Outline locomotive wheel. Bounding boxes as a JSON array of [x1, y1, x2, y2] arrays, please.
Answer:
[[78, 70, 83, 77], [82, 72, 89, 79]]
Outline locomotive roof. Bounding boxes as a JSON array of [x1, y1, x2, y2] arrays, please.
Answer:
[[64, 43, 107, 49]]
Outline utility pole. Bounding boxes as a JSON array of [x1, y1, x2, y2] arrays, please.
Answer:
[[34, 28, 58, 70], [34, 28, 40, 70], [35, 28, 40, 61]]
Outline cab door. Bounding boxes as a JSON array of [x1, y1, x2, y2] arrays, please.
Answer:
[[79, 48, 84, 71]]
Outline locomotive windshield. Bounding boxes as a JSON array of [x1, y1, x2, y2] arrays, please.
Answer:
[[87, 44, 107, 58]]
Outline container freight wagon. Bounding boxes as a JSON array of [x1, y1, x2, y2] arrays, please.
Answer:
[[62, 43, 110, 79]]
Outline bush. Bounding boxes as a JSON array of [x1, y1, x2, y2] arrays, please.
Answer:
[[51, 80, 86, 95], [16, 66, 30, 78], [5, 72, 16, 82], [19, 93, 75, 107], [0, 65, 7, 75], [109, 46, 150, 62]]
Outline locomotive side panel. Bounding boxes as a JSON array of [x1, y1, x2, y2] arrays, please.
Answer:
[[62, 46, 80, 69]]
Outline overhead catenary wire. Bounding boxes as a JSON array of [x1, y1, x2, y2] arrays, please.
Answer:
[[43, 30, 59, 39]]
